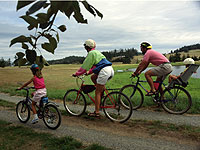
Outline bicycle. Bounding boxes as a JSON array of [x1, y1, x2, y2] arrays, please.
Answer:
[[16, 87, 61, 129], [63, 75, 133, 123], [120, 75, 192, 114]]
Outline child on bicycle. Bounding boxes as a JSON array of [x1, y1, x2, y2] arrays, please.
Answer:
[[168, 58, 195, 83], [18, 64, 47, 124], [72, 39, 114, 117]]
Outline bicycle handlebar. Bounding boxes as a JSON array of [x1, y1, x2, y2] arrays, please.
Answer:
[[16, 87, 35, 91]]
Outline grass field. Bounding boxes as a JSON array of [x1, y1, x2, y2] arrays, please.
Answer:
[[0, 63, 200, 113]]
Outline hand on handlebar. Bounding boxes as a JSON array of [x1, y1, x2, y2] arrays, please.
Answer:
[[72, 74, 77, 77], [132, 72, 140, 78]]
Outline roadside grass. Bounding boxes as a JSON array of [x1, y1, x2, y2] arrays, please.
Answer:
[[0, 119, 111, 150], [1, 64, 200, 114]]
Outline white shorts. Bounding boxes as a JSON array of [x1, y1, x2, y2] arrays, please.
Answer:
[[97, 66, 114, 85], [33, 88, 47, 102]]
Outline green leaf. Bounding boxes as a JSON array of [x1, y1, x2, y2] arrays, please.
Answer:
[[17, 1, 35, 11], [22, 43, 28, 49], [90, 5, 103, 19], [41, 43, 53, 54], [25, 50, 37, 64], [26, 1, 47, 15], [36, 13, 48, 24], [18, 58, 27, 67], [16, 52, 25, 59], [41, 37, 57, 54], [10, 35, 31, 47], [73, 12, 87, 23], [49, 37, 57, 50], [20, 15, 38, 28], [58, 25, 66, 32], [81, 1, 95, 17]]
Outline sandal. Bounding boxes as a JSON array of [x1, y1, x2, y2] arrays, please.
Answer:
[[145, 91, 156, 96], [88, 111, 100, 118]]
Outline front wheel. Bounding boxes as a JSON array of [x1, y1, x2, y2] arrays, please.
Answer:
[[161, 86, 192, 114], [63, 89, 87, 116], [103, 91, 133, 123], [43, 104, 61, 130], [120, 84, 144, 110], [16, 101, 30, 123]]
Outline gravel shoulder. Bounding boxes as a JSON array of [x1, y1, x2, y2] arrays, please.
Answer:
[[0, 92, 200, 150]]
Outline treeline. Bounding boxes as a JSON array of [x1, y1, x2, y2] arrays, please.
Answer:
[[0, 58, 11, 67], [48, 56, 85, 65], [102, 48, 140, 64], [48, 48, 140, 64], [169, 53, 200, 62], [169, 43, 200, 62], [172, 43, 200, 53]]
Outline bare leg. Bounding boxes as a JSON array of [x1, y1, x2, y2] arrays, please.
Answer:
[[91, 74, 98, 85], [95, 84, 105, 113], [145, 70, 156, 92], [32, 101, 37, 114]]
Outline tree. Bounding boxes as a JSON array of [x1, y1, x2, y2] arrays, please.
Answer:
[[10, 1, 103, 69]]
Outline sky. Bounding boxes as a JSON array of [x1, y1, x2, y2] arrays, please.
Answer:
[[0, 0, 200, 61]]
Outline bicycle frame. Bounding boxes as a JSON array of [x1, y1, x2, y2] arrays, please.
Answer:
[[76, 76, 117, 109]]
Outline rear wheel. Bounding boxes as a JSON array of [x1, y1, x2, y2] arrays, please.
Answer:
[[43, 104, 61, 130], [161, 86, 192, 114], [120, 84, 144, 110], [16, 101, 30, 123], [63, 89, 87, 116], [103, 91, 133, 123]]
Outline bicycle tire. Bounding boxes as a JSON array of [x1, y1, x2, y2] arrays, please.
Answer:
[[16, 101, 30, 123], [43, 104, 61, 130], [161, 86, 192, 114], [102, 91, 133, 123], [63, 89, 87, 116], [120, 84, 144, 110]]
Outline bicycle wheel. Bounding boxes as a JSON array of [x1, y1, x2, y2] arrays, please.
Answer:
[[120, 84, 144, 110], [16, 101, 30, 123], [103, 91, 133, 123], [63, 89, 87, 116], [43, 104, 61, 130], [161, 86, 192, 114]]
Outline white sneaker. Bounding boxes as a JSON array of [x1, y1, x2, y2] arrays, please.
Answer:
[[31, 118, 39, 124]]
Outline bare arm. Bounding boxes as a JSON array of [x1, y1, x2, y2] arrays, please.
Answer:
[[19, 77, 34, 90], [133, 60, 149, 76]]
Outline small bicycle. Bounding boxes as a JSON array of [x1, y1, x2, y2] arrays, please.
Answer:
[[120, 75, 192, 114], [63, 75, 133, 123], [16, 87, 61, 129]]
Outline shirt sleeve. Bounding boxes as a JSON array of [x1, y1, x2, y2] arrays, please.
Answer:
[[75, 67, 87, 76], [142, 51, 150, 62], [81, 52, 95, 71]]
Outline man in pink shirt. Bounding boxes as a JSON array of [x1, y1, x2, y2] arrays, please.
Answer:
[[132, 42, 173, 96]]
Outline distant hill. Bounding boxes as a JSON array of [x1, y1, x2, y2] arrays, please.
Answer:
[[47, 44, 200, 64]]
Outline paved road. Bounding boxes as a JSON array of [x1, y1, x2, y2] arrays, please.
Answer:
[[0, 92, 200, 150]]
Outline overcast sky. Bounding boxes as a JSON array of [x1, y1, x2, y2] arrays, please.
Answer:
[[0, 0, 200, 61]]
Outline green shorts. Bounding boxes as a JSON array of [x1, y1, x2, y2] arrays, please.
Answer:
[[151, 63, 173, 80]]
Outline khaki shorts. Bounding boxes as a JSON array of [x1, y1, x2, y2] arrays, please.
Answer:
[[97, 66, 114, 85], [33, 88, 47, 102], [151, 63, 173, 80]]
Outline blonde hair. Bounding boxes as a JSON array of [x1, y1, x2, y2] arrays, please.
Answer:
[[31, 69, 43, 78]]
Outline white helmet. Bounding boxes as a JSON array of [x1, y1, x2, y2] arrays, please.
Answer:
[[183, 58, 195, 65], [84, 39, 96, 48]]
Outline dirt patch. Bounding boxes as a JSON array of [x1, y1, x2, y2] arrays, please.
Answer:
[[59, 114, 200, 146]]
